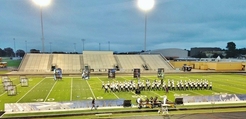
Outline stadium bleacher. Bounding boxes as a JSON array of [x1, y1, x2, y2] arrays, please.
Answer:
[[17, 51, 175, 74]]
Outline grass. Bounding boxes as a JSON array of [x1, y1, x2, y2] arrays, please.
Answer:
[[0, 71, 10, 74], [1, 57, 21, 67], [3, 104, 246, 119], [1, 73, 246, 118]]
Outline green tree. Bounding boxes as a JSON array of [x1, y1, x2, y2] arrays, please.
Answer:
[[0, 48, 6, 57], [226, 42, 237, 58], [4, 47, 14, 57], [194, 52, 207, 58], [16, 49, 25, 57]]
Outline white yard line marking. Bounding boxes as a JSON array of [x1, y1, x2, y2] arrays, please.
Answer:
[[0, 83, 21, 97], [112, 93, 120, 99], [16, 78, 46, 103], [97, 77, 120, 99], [86, 80, 96, 99], [188, 90, 203, 96], [213, 86, 235, 93], [96, 77, 103, 83], [97, 77, 127, 99], [44, 81, 57, 102], [70, 78, 73, 101], [0, 78, 17, 86], [0, 92, 7, 97], [151, 91, 161, 96]]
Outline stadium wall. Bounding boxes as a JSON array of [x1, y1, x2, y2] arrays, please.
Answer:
[[170, 61, 244, 71]]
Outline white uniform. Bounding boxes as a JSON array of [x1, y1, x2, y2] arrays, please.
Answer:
[[53, 69, 56, 80]]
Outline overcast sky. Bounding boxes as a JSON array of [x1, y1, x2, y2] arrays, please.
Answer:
[[1, 0, 246, 53]]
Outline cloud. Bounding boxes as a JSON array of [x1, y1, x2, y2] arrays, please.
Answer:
[[1, 0, 246, 52]]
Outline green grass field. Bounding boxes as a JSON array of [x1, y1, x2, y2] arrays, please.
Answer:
[[1, 57, 21, 68], [1, 73, 246, 111]]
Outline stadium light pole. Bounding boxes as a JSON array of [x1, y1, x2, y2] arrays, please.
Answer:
[[32, 0, 51, 53], [13, 38, 16, 57], [49, 42, 52, 53], [108, 41, 110, 51], [25, 40, 27, 53], [99, 43, 101, 51], [74, 43, 76, 52], [137, 0, 155, 52], [81, 39, 85, 52]]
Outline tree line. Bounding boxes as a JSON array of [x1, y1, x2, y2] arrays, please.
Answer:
[[0, 47, 79, 57], [0, 41, 245, 58], [0, 47, 25, 57], [193, 42, 246, 58]]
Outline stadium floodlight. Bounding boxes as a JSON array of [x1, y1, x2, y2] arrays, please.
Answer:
[[137, 0, 154, 11], [32, 0, 51, 53], [33, 0, 51, 6], [137, 0, 155, 52]]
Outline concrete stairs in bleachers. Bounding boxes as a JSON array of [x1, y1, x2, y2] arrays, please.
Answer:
[[18, 54, 50, 72], [18, 53, 29, 71], [47, 54, 53, 71], [52, 54, 81, 73], [80, 55, 84, 70]]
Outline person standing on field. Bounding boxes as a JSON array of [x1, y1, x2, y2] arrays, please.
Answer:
[[91, 98, 97, 110]]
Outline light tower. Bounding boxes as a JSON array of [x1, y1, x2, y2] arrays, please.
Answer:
[[32, 0, 51, 53], [137, 0, 155, 52]]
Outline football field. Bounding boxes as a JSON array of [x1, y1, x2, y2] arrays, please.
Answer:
[[1, 73, 246, 111]]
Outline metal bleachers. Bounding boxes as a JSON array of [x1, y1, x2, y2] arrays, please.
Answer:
[[83, 54, 116, 72], [52, 54, 81, 73], [116, 55, 145, 71], [18, 52, 175, 73], [141, 55, 174, 71], [18, 54, 50, 72]]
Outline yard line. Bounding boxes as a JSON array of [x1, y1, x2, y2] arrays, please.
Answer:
[[188, 90, 203, 96], [86, 80, 96, 99], [96, 77, 103, 83], [16, 78, 46, 103], [44, 81, 57, 102], [0, 78, 17, 86], [70, 78, 73, 101], [97, 77, 120, 99], [206, 89, 219, 94], [213, 86, 235, 93], [151, 91, 162, 97], [0, 83, 21, 97], [113, 93, 120, 99], [0, 92, 6, 97]]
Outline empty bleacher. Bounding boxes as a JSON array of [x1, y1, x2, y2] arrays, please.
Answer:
[[18, 51, 175, 74], [18, 54, 50, 72], [83, 51, 116, 72], [116, 55, 145, 72], [141, 55, 174, 71], [52, 54, 81, 73]]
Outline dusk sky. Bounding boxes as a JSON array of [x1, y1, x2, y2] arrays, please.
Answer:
[[1, 0, 246, 53]]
